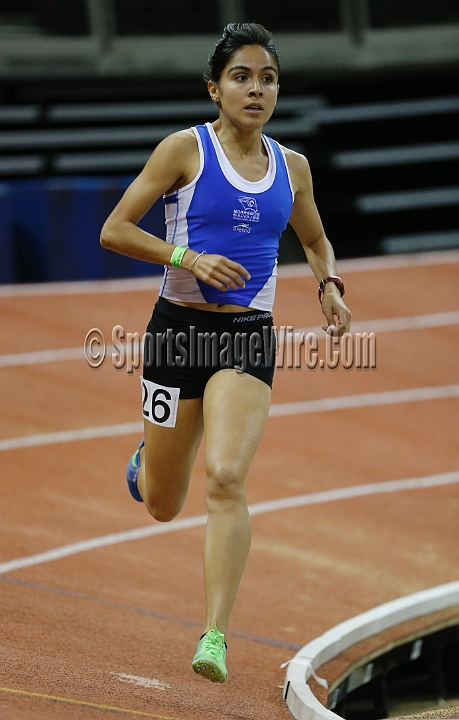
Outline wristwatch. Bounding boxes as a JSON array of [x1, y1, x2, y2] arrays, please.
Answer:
[[318, 276, 345, 303]]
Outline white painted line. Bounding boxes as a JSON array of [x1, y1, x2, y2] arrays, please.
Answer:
[[283, 579, 459, 720], [1, 384, 457, 453], [276, 249, 459, 277], [268, 384, 459, 418], [1, 311, 458, 369], [0, 471, 457, 576], [0, 347, 85, 367], [247, 472, 459, 517], [0, 513, 208, 575], [1, 251, 458, 297], [0, 344, 115, 368], [0, 422, 143, 452], [0, 276, 163, 298], [109, 673, 171, 690], [295, 309, 459, 337]]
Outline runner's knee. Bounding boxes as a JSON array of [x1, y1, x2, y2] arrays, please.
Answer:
[[142, 472, 187, 522], [205, 465, 245, 504], [144, 494, 183, 522]]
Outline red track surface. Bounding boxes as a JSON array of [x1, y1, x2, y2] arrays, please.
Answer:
[[1, 253, 458, 720]]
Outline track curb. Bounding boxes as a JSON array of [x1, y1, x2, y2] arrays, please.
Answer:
[[283, 581, 459, 720]]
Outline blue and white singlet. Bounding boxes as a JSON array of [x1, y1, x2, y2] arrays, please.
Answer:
[[159, 122, 294, 312]]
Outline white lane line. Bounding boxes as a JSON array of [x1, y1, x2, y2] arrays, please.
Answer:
[[352, 308, 459, 333], [1, 310, 458, 369], [295, 309, 459, 338], [268, 384, 459, 418], [276, 250, 459, 277], [0, 422, 143, 451], [0, 344, 116, 368], [0, 276, 163, 297], [0, 471, 457, 576], [1, 384, 458, 453], [1, 251, 458, 297], [0, 347, 85, 367], [0, 514, 206, 575]]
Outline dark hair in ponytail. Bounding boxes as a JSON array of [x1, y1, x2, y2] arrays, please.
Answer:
[[204, 23, 280, 83]]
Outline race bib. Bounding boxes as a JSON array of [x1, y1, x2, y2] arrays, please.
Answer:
[[141, 377, 180, 428]]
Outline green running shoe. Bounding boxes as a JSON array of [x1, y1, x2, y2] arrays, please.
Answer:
[[192, 624, 228, 683]]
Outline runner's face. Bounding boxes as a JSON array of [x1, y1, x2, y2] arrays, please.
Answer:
[[209, 45, 279, 128]]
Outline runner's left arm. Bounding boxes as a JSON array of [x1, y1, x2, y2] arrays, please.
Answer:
[[285, 149, 351, 335]]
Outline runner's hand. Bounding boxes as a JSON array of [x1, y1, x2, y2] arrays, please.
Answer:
[[184, 252, 250, 291], [321, 289, 351, 336]]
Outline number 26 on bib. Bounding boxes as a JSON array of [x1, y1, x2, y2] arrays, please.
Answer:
[[141, 377, 180, 428]]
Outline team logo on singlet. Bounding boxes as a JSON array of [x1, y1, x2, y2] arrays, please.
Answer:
[[233, 223, 251, 233], [233, 196, 260, 223]]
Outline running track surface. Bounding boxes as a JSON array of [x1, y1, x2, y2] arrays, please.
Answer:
[[1, 251, 458, 720]]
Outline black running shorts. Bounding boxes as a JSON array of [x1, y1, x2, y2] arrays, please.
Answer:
[[142, 297, 276, 399]]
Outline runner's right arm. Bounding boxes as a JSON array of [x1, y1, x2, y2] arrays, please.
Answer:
[[100, 130, 249, 291]]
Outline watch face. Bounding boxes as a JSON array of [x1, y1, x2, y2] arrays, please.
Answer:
[[318, 276, 344, 301]]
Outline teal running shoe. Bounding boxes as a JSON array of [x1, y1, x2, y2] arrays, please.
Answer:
[[126, 438, 144, 502], [192, 624, 228, 683]]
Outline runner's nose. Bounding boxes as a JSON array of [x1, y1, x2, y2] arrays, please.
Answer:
[[249, 79, 263, 96]]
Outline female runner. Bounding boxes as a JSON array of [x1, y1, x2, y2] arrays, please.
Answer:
[[101, 22, 351, 683]]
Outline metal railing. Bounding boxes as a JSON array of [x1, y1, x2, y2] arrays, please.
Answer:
[[0, 0, 458, 77]]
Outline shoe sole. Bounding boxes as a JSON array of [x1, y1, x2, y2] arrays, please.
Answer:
[[192, 659, 227, 683]]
